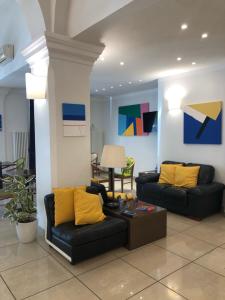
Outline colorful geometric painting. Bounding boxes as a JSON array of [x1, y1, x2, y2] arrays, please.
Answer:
[[183, 101, 222, 144], [118, 103, 149, 136], [62, 103, 86, 137]]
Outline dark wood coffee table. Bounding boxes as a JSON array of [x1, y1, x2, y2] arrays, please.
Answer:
[[104, 201, 167, 250]]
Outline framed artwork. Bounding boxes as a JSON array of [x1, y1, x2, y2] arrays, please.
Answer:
[[118, 103, 149, 136], [183, 101, 222, 144], [62, 103, 86, 137], [0, 114, 2, 131]]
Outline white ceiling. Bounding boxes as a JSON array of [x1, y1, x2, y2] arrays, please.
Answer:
[[75, 0, 225, 97]]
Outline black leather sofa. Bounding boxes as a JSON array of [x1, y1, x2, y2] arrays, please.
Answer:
[[136, 161, 224, 219], [44, 189, 127, 264]]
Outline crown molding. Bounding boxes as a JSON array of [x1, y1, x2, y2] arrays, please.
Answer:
[[22, 32, 104, 68]]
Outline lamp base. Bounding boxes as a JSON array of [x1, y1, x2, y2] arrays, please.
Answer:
[[109, 168, 115, 200]]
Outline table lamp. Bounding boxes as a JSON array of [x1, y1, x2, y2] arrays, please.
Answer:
[[101, 145, 126, 200]]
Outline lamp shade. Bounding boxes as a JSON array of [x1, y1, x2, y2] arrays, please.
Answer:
[[25, 73, 47, 100], [101, 145, 126, 168]]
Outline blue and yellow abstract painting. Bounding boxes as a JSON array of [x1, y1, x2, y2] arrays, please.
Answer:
[[183, 101, 222, 144]]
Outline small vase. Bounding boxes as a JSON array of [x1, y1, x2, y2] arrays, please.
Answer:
[[16, 219, 37, 243]]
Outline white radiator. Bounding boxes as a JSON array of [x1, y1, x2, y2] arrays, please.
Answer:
[[12, 131, 29, 169]]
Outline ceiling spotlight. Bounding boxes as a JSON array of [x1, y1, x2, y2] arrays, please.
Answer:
[[110, 86, 114, 89], [102, 88, 106, 91], [181, 23, 188, 30], [128, 81, 132, 84], [99, 55, 105, 61], [120, 61, 125, 66], [119, 84, 123, 87], [177, 57, 182, 61], [201, 33, 208, 39], [192, 62, 196, 65], [95, 89, 98, 92], [139, 79, 143, 82]]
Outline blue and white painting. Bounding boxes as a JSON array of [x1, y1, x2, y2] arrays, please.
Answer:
[[62, 103, 86, 136]]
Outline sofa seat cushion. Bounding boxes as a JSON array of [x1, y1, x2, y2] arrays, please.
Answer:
[[162, 186, 188, 209], [143, 183, 170, 198], [52, 216, 127, 246]]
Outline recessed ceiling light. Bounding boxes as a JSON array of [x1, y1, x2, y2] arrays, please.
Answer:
[[99, 55, 105, 61], [181, 23, 188, 30], [95, 89, 98, 92], [119, 84, 123, 87], [201, 33, 208, 39], [128, 81, 132, 84], [192, 62, 196, 65], [139, 79, 143, 82], [102, 88, 106, 91], [120, 61, 125, 66], [110, 86, 114, 89], [177, 57, 182, 61]]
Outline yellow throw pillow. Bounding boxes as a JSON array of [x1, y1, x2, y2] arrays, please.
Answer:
[[174, 166, 200, 188], [159, 164, 181, 185], [53, 188, 75, 226], [53, 185, 86, 226], [74, 190, 106, 225]]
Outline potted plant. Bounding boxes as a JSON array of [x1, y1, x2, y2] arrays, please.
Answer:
[[3, 175, 37, 243]]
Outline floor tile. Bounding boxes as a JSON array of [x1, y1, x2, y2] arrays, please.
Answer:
[[1, 256, 73, 299], [184, 223, 225, 246], [0, 223, 18, 248], [195, 247, 225, 276], [78, 259, 155, 300], [0, 242, 48, 271], [130, 282, 185, 300], [203, 215, 225, 230], [167, 212, 200, 226], [50, 247, 117, 276], [167, 227, 178, 236], [167, 214, 196, 232], [122, 244, 189, 280], [26, 278, 98, 300], [0, 277, 14, 300], [161, 263, 225, 300], [155, 233, 215, 260]]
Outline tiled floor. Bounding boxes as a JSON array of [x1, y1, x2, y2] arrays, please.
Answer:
[[1, 211, 225, 299]]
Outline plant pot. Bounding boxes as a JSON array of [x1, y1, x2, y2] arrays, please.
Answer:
[[16, 219, 37, 243]]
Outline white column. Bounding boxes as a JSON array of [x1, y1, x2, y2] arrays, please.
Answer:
[[22, 32, 104, 228]]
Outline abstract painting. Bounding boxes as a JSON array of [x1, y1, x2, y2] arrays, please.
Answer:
[[118, 103, 149, 136], [62, 103, 86, 137], [183, 101, 222, 144]]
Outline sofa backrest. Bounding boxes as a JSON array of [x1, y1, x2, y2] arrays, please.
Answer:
[[162, 161, 215, 185]]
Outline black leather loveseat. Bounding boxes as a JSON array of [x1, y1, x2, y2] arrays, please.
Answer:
[[44, 189, 127, 264], [136, 161, 224, 219]]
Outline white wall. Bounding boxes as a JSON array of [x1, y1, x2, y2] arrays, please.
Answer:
[[90, 97, 108, 158], [158, 66, 225, 183], [0, 88, 29, 162], [105, 88, 158, 176], [4, 88, 29, 162], [0, 0, 31, 81]]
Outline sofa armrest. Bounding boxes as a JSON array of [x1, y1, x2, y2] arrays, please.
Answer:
[[188, 182, 225, 196], [135, 173, 160, 184]]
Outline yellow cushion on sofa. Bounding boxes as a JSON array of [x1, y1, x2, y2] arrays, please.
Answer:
[[174, 166, 200, 188], [159, 164, 181, 185], [107, 192, 134, 201], [74, 190, 106, 225], [53, 188, 75, 226], [53, 186, 86, 226]]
